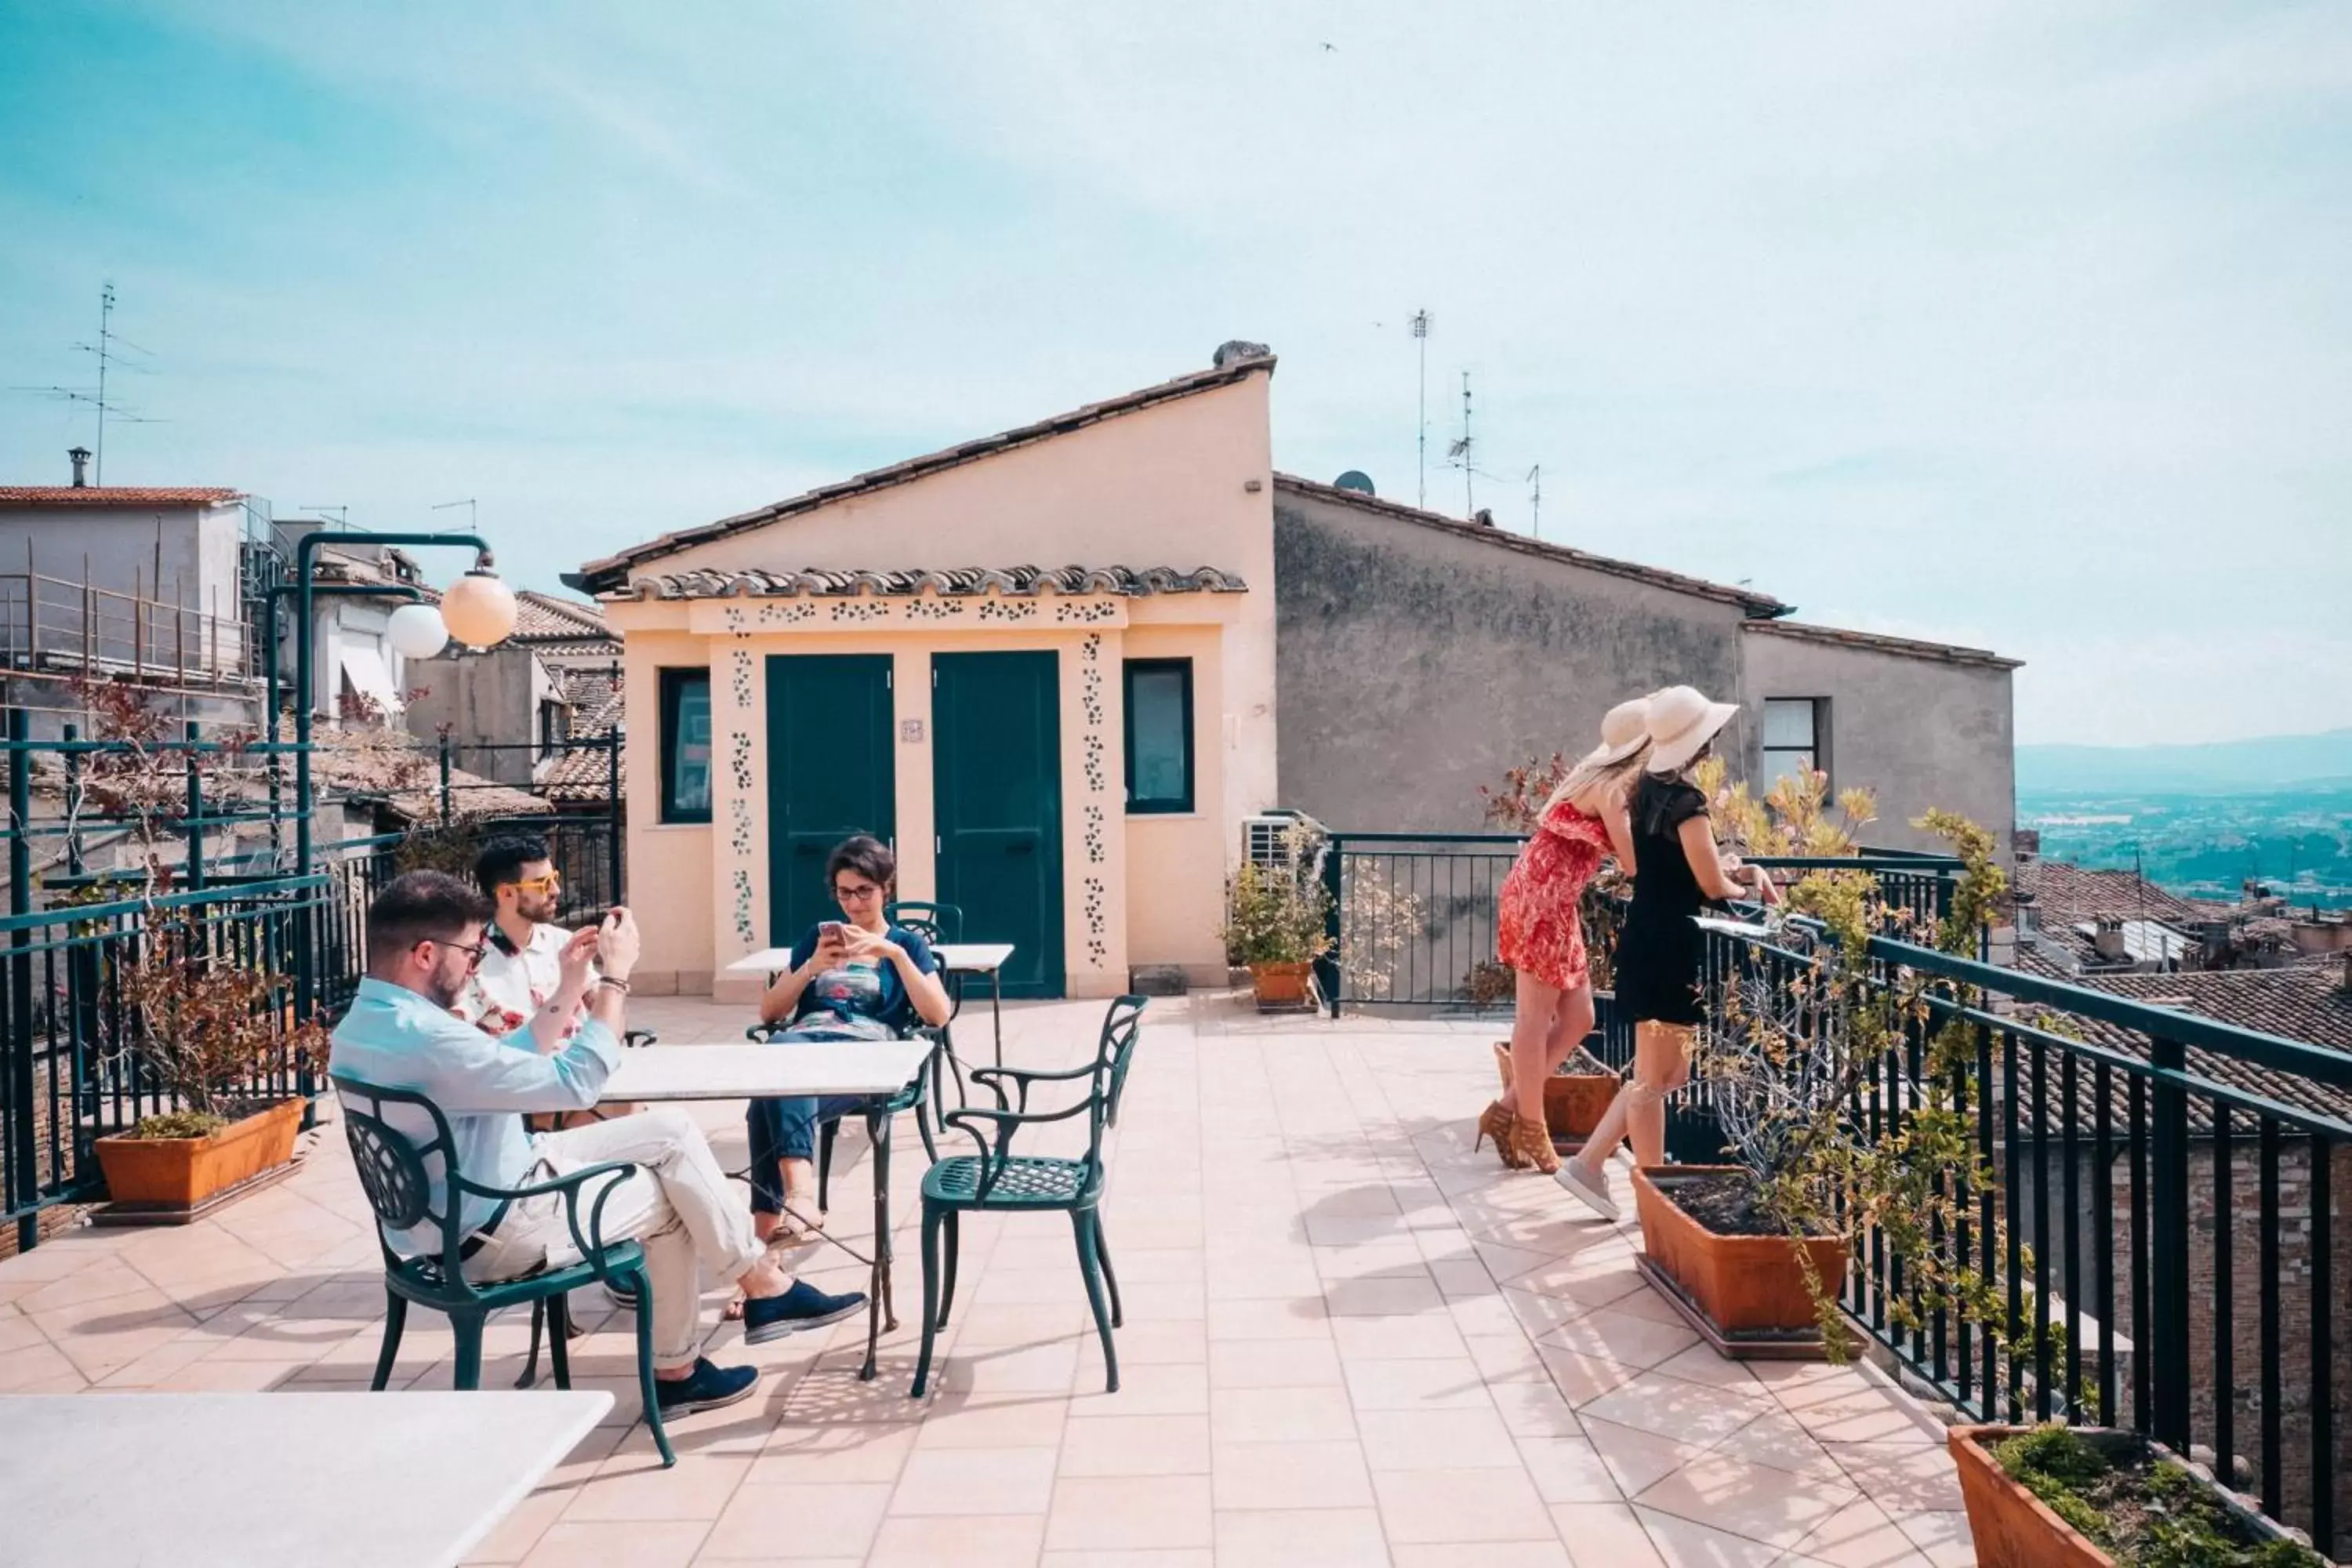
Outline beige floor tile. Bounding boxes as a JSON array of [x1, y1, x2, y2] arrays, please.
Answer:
[[1058, 1413, 1211, 1476], [1541, 1305, 1700, 1372], [936, 1338, 1081, 1396], [1628, 1508, 1784, 1568], [1548, 1503, 1668, 1567], [1824, 1439, 1967, 1514], [1205, 1296, 1333, 1341], [1893, 1509, 1974, 1568], [1392, 1548, 1573, 1568], [1323, 1274, 1446, 1317], [1209, 1384, 1359, 1444], [698, 1482, 892, 1559], [462, 1487, 572, 1564], [752, 1421, 920, 1483], [1044, 1474, 1214, 1550], [1342, 1355, 1494, 1411], [1330, 1312, 1471, 1360], [563, 1454, 751, 1523], [869, 1512, 1047, 1566], [1040, 1552, 1213, 1568], [915, 1390, 1073, 1447], [1515, 1436, 1620, 1503], [1212, 1507, 1392, 1568], [1577, 1374, 1774, 1448], [889, 1444, 1058, 1515], [1704, 1408, 1847, 1483], [1372, 1465, 1558, 1543], [1208, 1336, 1345, 1389], [1785, 1498, 1936, 1567], [949, 1299, 1092, 1347], [1357, 1406, 1523, 1471], [517, 1521, 709, 1567], [1632, 1452, 1855, 1549], [1210, 1438, 1376, 1510], [1577, 1417, 1711, 1498]]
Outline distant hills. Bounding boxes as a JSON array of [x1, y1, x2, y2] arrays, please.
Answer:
[[2018, 728, 2352, 796]]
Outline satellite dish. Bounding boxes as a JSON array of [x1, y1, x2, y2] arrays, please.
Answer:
[[1334, 470, 1376, 495]]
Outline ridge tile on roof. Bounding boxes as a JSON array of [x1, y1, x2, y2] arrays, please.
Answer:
[[617, 565, 1247, 601]]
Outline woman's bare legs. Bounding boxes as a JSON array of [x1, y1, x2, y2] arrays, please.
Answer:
[[1544, 982, 1595, 1076], [1507, 971, 1568, 1127], [1564, 1021, 1692, 1186]]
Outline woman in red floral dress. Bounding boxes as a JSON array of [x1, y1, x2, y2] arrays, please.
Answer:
[[1481, 695, 1652, 1173]]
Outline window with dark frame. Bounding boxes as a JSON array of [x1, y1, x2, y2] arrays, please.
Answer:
[[1760, 698, 1828, 793], [659, 668, 713, 823], [1123, 659, 1194, 814]]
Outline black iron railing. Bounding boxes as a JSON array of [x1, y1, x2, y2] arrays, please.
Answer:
[[1700, 918, 2351, 1551]]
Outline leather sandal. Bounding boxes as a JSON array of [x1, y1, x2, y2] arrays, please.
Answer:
[[1507, 1113, 1561, 1175], [1475, 1100, 1526, 1169]]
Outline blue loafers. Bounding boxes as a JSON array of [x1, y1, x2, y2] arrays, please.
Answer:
[[652, 1356, 760, 1416], [742, 1279, 869, 1345]]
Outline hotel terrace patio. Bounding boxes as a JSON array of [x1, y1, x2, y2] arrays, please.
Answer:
[[0, 996, 1970, 1568]]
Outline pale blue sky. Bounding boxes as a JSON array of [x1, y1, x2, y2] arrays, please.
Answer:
[[3, 2, 2347, 746]]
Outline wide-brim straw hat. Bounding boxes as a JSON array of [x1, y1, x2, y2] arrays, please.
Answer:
[[1644, 684, 1740, 774], [1581, 695, 1654, 768]]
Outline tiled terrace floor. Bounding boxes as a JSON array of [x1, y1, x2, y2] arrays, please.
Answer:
[[0, 996, 1972, 1566]]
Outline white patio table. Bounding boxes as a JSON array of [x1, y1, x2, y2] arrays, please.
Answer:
[[723, 940, 1018, 1064], [3, 1388, 608, 1568], [597, 1040, 934, 1381]]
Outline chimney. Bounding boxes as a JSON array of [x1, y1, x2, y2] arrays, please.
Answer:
[[2340, 952, 2351, 997], [1212, 339, 1271, 368], [1473, 508, 1496, 528], [2092, 917, 2129, 964], [67, 447, 91, 488]]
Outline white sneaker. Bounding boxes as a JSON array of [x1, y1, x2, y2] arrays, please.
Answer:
[[1555, 1159, 1621, 1222]]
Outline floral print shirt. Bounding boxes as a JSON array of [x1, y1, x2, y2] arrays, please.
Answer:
[[457, 921, 590, 1047]]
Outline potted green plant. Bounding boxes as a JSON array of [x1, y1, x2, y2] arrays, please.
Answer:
[[1635, 787, 2016, 1359], [71, 679, 328, 1215], [1949, 1424, 2325, 1567], [1221, 828, 1333, 1011]]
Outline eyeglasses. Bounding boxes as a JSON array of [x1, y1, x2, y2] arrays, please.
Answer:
[[513, 873, 562, 894], [430, 937, 489, 971], [833, 883, 882, 902]]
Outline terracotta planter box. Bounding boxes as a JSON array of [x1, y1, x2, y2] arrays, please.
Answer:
[[1491, 1041, 1619, 1137], [95, 1098, 304, 1210], [1632, 1165, 1849, 1336], [1947, 1425, 2320, 1567], [1250, 960, 1317, 1010]]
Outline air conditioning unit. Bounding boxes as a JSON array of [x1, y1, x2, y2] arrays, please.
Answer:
[[1243, 810, 1317, 869]]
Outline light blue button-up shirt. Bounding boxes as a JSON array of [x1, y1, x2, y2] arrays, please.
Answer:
[[329, 976, 621, 1258]]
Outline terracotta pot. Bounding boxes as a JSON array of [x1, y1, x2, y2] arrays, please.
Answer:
[[1491, 1042, 1620, 1136], [95, 1098, 303, 1209], [1947, 1425, 2314, 1568], [1632, 1165, 1849, 1335], [1250, 960, 1316, 1007]]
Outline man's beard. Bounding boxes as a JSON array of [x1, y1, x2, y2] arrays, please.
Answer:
[[425, 965, 467, 1010], [518, 893, 557, 925]]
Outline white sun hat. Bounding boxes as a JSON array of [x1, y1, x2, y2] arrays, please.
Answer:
[[1584, 694, 1655, 768], [1644, 684, 1740, 774]]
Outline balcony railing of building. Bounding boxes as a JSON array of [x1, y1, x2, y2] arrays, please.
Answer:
[[0, 568, 256, 696], [1324, 827, 2352, 1552]]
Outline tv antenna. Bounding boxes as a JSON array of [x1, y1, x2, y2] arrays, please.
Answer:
[[430, 498, 477, 530], [1409, 310, 1431, 508], [9, 282, 161, 482], [301, 505, 350, 532], [1527, 465, 1543, 539], [1446, 371, 1476, 516]]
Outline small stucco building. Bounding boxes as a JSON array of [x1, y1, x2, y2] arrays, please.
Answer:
[[575, 343, 2019, 1000]]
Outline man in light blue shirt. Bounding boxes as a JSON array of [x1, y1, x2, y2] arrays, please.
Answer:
[[331, 871, 865, 1417]]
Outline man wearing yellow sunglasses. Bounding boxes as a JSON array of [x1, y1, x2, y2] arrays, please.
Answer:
[[460, 834, 600, 1064]]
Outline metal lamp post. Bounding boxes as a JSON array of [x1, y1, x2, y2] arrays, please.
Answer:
[[288, 528, 509, 1016]]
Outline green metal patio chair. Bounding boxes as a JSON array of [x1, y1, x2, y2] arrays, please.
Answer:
[[332, 1073, 681, 1468], [909, 996, 1147, 1399], [739, 1021, 954, 1213], [885, 901, 967, 1024]]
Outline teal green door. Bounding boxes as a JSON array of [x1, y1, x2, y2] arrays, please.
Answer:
[[932, 652, 1065, 998], [766, 655, 895, 945]]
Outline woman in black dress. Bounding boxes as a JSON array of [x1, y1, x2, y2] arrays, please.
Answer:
[[1556, 686, 1777, 1221]]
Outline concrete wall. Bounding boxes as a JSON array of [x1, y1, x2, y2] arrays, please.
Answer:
[[1737, 626, 2016, 854], [406, 644, 562, 786], [0, 503, 248, 673], [607, 367, 1278, 1001], [1273, 488, 1748, 833]]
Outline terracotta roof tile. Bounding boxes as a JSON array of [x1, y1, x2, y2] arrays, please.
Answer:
[[0, 486, 243, 509], [512, 590, 613, 643], [1272, 474, 1791, 616], [617, 565, 1247, 601], [575, 352, 1277, 590], [2061, 963, 2352, 1128]]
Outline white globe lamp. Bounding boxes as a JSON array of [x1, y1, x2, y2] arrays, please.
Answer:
[[441, 556, 519, 649], [386, 602, 450, 660]]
